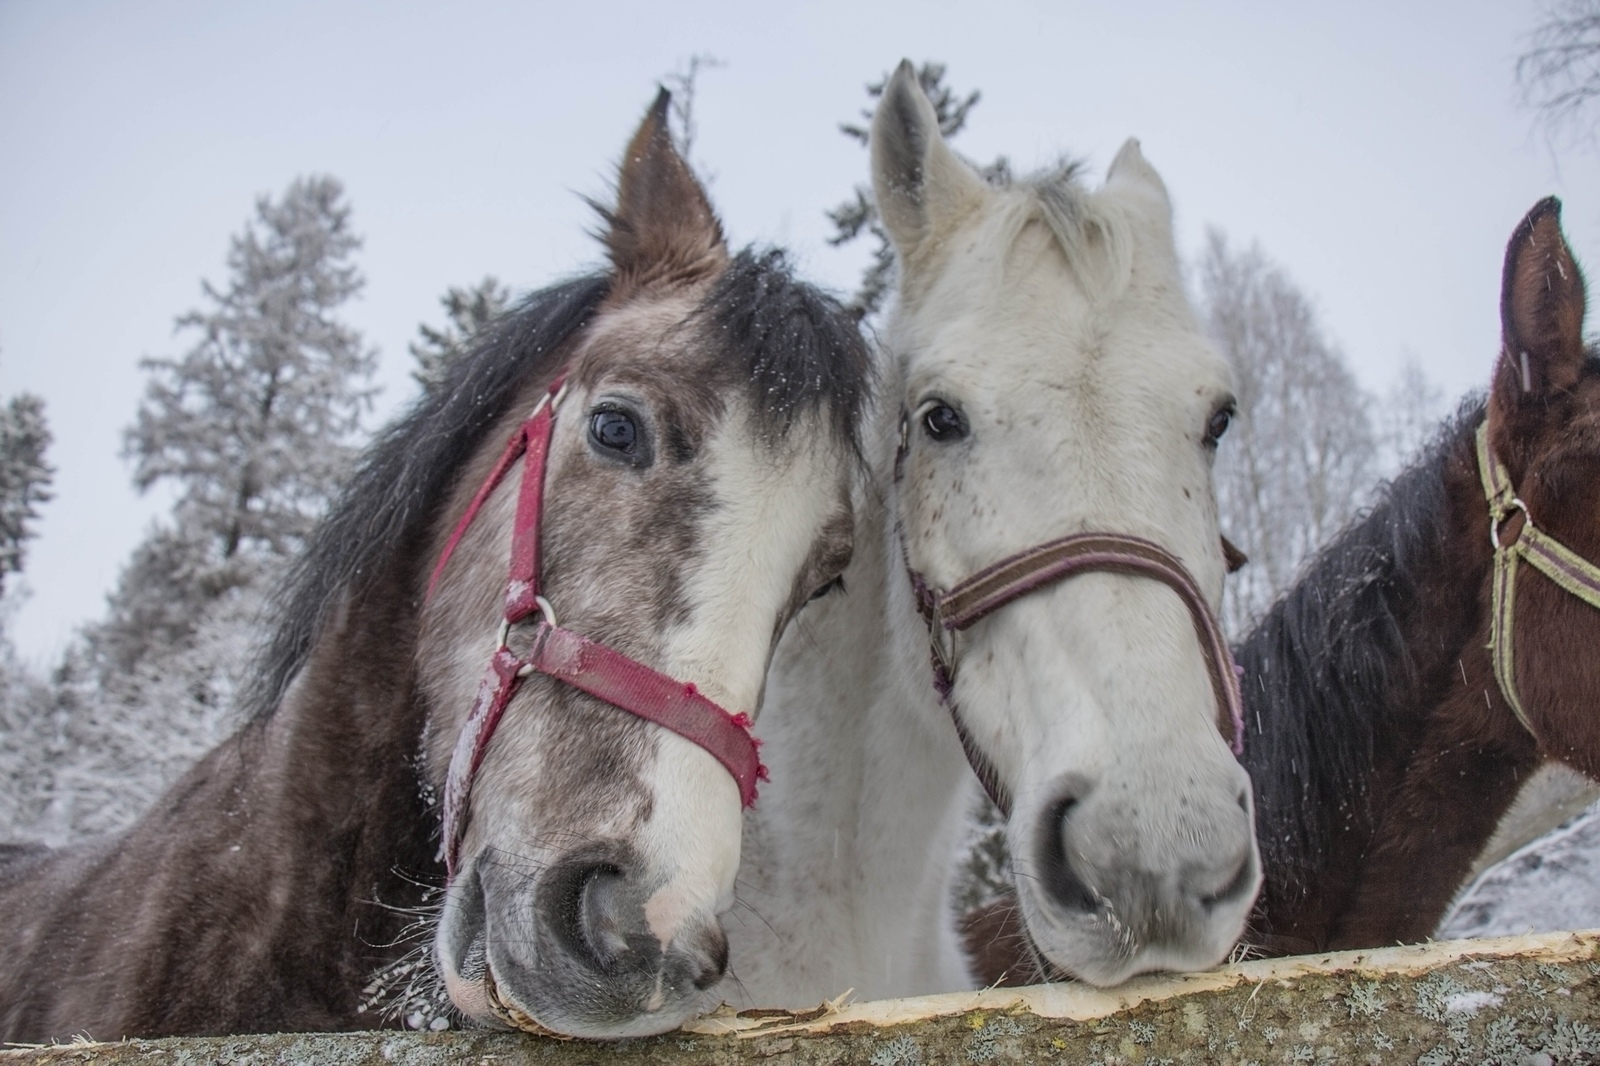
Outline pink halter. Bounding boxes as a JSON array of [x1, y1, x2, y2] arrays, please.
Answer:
[[428, 372, 766, 879]]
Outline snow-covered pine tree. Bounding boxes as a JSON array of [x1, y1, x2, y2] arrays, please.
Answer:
[[0, 382, 55, 840], [409, 277, 511, 393], [125, 174, 375, 571], [0, 390, 53, 598], [826, 63, 1007, 320], [34, 175, 377, 838]]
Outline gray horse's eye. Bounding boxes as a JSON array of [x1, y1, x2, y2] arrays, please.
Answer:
[[590, 409, 638, 454]]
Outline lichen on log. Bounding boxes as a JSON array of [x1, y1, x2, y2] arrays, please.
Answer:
[[4, 931, 1597, 1064]]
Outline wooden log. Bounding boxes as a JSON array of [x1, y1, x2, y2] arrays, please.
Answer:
[[4, 931, 1597, 1064]]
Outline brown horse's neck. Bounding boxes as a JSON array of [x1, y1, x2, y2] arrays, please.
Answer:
[[1241, 405, 1540, 954], [0, 563, 440, 1042]]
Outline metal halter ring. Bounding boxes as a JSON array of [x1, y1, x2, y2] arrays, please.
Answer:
[[1491, 497, 1530, 551], [496, 595, 559, 653]]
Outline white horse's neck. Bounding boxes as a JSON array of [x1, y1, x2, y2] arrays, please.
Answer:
[[728, 479, 979, 1007]]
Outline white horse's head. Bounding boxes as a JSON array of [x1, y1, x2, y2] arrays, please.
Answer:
[[872, 62, 1260, 985]]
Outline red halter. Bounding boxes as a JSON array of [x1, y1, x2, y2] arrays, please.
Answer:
[[428, 373, 766, 879]]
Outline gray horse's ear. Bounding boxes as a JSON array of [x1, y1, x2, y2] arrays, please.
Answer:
[[602, 88, 727, 292], [871, 60, 987, 264]]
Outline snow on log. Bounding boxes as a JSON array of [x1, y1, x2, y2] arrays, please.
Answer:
[[4, 931, 1597, 1064]]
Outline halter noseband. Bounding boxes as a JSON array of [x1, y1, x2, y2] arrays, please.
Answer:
[[896, 415, 1247, 817], [429, 372, 766, 879], [1476, 420, 1600, 738]]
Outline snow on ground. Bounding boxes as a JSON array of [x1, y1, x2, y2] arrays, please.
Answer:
[[1439, 800, 1600, 940]]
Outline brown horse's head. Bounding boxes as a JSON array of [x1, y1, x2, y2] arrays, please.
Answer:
[[418, 95, 867, 1038], [1487, 197, 1600, 777]]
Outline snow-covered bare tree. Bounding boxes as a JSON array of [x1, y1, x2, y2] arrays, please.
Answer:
[[409, 276, 511, 392], [1377, 354, 1447, 475], [827, 62, 1007, 319], [16, 175, 379, 839], [1200, 229, 1380, 635], [1518, 0, 1600, 145], [0, 390, 53, 598], [663, 53, 725, 171]]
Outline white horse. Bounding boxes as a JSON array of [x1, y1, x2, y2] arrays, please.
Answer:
[[727, 62, 1260, 1005]]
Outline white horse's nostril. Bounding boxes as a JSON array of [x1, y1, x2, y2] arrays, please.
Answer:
[[1037, 793, 1099, 914]]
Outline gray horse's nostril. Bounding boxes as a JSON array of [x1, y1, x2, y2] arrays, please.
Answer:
[[579, 864, 631, 966], [1037, 794, 1099, 914], [685, 923, 730, 990], [545, 858, 630, 971]]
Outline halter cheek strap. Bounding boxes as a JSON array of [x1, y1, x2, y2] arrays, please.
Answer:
[[1476, 421, 1600, 737], [430, 373, 766, 880]]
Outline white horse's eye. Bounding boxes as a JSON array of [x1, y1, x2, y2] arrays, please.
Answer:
[[921, 402, 968, 442], [1205, 407, 1233, 446]]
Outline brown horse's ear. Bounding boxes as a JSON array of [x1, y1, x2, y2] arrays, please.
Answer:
[[1492, 198, 1587, 430], [1221, 535, 1249, 574], [601, 89, 727, 293]]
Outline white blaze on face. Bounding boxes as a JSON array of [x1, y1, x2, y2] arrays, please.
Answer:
[[633, 402, 851, 939]]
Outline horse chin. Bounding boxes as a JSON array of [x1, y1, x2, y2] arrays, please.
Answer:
[[1010, 853, 1259, 987], [435, 849, 729, 1039]]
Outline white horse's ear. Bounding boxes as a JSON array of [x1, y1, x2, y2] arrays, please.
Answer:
[[871, 60, 987, 261], [1106, 138, 1171, 209]]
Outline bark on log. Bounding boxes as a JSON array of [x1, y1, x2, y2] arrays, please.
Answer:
[[4, 931, 1598, 1065]]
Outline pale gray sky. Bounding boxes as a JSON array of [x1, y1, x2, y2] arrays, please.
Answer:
[[2, 0, 1597, 664]]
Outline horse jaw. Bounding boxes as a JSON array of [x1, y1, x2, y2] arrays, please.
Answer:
[[873, 61, 1260, 984]]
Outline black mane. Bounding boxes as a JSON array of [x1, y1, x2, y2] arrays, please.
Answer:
[[244, 274, 611, 719], [1237, 396, 1485, 890], [245, 251, 871, 720]]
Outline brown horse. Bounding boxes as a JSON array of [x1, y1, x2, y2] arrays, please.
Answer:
[[0, 95, 870, 1041], [965, 196, 1600, 981]]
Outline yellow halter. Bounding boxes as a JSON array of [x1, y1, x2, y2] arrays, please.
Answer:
[[1476, 420, 1600, 736]]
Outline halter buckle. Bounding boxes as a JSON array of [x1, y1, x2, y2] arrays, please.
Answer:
[[1491, 497, 1530, 551]]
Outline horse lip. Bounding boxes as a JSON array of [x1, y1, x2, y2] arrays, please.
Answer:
[[483, 963, 568, 1037]]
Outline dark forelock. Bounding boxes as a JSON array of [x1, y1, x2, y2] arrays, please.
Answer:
[[698, 249, 873, 455]]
